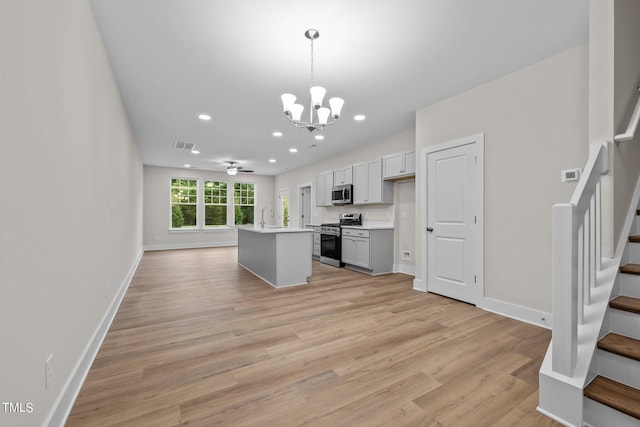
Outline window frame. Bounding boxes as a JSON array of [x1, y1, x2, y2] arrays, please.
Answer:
[[203, 179, 229, 229], [233, 182, 256, 226], [168, 177, 257, 231], [170, 178, 199, 230]]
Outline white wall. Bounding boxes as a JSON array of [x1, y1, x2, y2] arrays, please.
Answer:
[[612, 0, 640, 252], [589, 0, 640, 257], [143, 165, 275, 250], [274, 129, 416, 269], [0, 1, 143, 426], [415, 45, 589, 313]]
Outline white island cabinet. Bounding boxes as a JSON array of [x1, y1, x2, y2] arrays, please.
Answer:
[[237, 225, 313, 288]]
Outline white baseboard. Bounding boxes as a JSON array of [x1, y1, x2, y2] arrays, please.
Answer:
[[483, 297, 552, 329], [44, 249, 144, 427], [393, 264, 416, 276], [412, 278, 426, 292], [144, 241, 237, 251]]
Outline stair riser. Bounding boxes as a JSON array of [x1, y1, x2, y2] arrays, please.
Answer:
[[596, 349, 640, 389], [609, 309, 640, 340], [620, 274, 640, 298], [584, 397, 640, 427], [633, 215, 640, 236], [627, 242, 640, 264]]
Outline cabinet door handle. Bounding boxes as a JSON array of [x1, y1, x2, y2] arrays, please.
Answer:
[[427, 227, 434, 232]]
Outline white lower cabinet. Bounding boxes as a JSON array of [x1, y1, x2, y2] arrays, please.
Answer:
[[313, 226, 321, 258], [341, 228, 393, 275], [341, 234, 370, 268]]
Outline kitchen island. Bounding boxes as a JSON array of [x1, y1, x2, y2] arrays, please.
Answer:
[[237, 225, 313, 288]]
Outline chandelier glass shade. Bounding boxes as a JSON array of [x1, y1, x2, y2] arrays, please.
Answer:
[[281, 29, 344, 132]]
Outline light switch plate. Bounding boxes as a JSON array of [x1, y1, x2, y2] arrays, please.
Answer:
[[561, 168, 581, 182]]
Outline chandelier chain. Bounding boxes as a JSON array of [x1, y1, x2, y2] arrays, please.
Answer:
[[310, 36, 314, 87]]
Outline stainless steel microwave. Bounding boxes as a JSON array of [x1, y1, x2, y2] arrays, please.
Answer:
[[331, 184, 352, 205]]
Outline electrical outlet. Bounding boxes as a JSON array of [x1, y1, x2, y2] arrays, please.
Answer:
[[45, 354, 53, 389], [402, 251, 412, 261]]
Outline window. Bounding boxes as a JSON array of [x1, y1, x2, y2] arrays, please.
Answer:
[[171, 179, 197, 228], [170, 178, 256, 230], [204, 180, 227, 227], [234, 182, 255, 225]]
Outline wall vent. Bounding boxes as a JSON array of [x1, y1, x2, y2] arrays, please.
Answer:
[[174, 140, 196, 151]]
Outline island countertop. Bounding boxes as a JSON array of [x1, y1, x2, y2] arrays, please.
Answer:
[[236, 225, 313, 234]]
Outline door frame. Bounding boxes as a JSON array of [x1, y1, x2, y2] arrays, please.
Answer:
[[420, 133, 484, 307], [298, 183, 312, 228], [278, 188, 291, 227]]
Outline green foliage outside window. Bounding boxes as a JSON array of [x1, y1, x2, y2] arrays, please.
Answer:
[[171, 178, 197, 228], [204, 181, 228, 227], [234, 182, 255, 225], [171, 204, 184, 228]]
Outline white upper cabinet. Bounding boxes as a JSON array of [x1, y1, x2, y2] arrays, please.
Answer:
[[333, 165, 353, 186], [315, 170, 333, 207], [353, 159, 394, 205], [382, 150, 416, 179]]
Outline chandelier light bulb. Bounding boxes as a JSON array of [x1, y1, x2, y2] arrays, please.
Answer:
[[281, 93, 296, 113], [290, 104, 304, 122], [317, 107, 330, 125], [310, 86, 326, 109], [329, 97, 344, 118]]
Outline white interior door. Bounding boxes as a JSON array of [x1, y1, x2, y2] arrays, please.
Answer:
[[426, 137, 483, 305], [278, 188, 290, 227]]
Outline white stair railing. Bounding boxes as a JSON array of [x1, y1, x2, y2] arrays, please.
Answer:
[[551, 141, 608, 376], [615, 87, 640, 142]]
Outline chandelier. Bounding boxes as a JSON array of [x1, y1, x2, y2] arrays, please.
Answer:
[[280, 29, 344, 132]]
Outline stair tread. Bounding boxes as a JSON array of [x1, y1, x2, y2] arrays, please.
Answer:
[[585, 376, 640, 419], [610, 296, 640, 314], [620, 264, 640, 275], [598, 333, 640, 362], [630, 235, 640, 243]]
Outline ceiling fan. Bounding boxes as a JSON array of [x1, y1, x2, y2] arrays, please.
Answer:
[[224, 161, 254, 176]]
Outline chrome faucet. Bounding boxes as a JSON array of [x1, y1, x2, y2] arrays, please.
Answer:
[[260, 206, 273, 228]]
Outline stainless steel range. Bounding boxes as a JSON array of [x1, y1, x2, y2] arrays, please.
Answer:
[[319, 213, 362, 267], [319, 222, 341, 267]]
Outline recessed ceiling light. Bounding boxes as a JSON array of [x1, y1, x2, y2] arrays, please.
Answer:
[[314, 135, 324, 140], [289, 148, 298, 153], [184, 164, 192, 168], [198, 114, 211, 121], [191, 150, 200, 154], [269, 159, 276, 163], [354, 114, 366, 121], [272, 131, 283, 137]]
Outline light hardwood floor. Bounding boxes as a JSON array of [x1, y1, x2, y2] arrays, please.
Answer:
[[67, 247, 559, 426]]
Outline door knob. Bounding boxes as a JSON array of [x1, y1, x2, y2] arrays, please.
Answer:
[[427, 227, 434, 232]]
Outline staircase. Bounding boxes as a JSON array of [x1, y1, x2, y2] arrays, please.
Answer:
[[583, 209, 640, 426]]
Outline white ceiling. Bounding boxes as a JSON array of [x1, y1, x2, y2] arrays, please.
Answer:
[[89, 0, 588, 175]]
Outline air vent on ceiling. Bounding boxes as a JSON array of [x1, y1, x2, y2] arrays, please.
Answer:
[[174, 140, 196, 151]]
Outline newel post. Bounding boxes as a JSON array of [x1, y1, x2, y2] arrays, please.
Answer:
[[552, 203, 578, 376]]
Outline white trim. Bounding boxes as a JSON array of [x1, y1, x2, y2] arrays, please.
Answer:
[[420, 133, 485, 306], [144, 241, 237, 251], [44, 249, 144, 427], [483, 297, 552, 329], [393, 263, 416, 276], [536, 406, 578, 427], [278, 187, 291, 227], [298, 182, 312, 228], [412, 278, 426, 292]]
